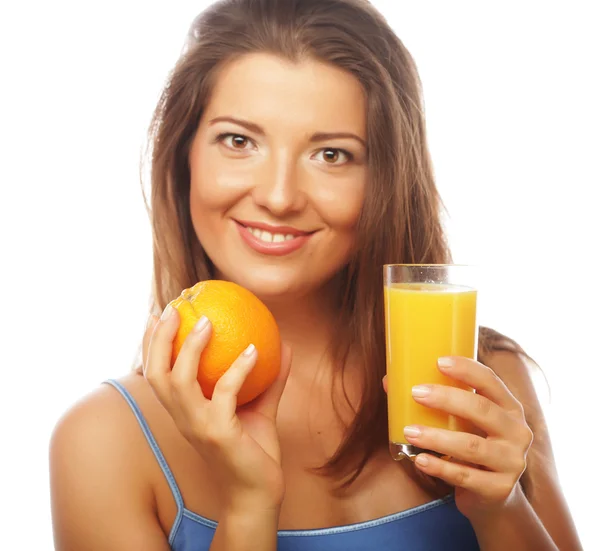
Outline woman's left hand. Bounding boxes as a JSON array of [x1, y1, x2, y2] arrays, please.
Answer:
[[383, 356, 534, 520]]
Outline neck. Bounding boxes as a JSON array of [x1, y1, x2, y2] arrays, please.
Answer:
[[262, 278, 365, 423], [263, 283, 340, 372]]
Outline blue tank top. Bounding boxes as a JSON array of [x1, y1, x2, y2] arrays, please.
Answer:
[[105, 379, 480, 550]]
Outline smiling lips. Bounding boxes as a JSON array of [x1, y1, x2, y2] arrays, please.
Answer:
[[234, 219, 314, 256]]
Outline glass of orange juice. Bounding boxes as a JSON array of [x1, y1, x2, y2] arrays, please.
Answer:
[[384, 264, 478, 461]]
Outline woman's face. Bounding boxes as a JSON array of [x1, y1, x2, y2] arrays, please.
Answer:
[[188, 53, 367, 300]]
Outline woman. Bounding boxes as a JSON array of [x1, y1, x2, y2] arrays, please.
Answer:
[[49, 0, 581, 549]]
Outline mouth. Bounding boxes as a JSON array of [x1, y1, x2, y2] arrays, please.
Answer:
[[233, 219, 316, 256]]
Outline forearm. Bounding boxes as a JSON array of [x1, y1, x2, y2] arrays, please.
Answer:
[[520, 435, 583, 550], [210, 508, 279, 551], [469, 486, 560, 551]]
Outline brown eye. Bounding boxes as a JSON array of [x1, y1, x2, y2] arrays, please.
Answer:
[[323, 149, 340, 163], [231, 135, 248, 149], [315, 147, 352, 165], [217, 133, 253, 151]]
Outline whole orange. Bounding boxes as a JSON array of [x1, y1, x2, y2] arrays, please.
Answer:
[[168, 280, 281, 406]]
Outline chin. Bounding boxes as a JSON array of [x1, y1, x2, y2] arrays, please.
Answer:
[[216, 264, 317, 303]]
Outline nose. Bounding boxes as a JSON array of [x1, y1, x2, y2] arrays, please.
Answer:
[[251, 152, 307, 216]]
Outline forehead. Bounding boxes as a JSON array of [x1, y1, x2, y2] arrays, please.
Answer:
[[203, 52, 366, 135]]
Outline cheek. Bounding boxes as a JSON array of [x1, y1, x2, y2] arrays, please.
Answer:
[[309, 177, 365, 270], [188, 155, 238, 256], [313, 178, 365, 235], [190, 152, 251, 212], [189, 143, 260, 245]]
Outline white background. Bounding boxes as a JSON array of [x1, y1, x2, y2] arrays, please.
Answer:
[[1, 1, 598, 549]]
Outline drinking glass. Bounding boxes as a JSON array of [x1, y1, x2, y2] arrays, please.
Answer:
[[384, 264, 478, 461]]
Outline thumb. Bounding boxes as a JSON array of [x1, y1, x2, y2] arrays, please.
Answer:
[[249, 341, 292, 419]]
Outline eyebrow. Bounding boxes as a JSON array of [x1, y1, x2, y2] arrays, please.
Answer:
[[208, 116, 366, 147]]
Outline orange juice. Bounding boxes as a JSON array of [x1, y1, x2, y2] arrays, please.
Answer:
[[384, 283, 477, 446]]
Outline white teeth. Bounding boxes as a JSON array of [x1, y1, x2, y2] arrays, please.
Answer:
[[260, 230, 273, 242], [246, 226, 297, 243]]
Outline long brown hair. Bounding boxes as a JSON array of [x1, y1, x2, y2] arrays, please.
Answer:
[[140, 0, 536, 488]]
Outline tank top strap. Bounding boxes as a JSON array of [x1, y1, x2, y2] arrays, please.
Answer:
[[103, 379, 185, 511]]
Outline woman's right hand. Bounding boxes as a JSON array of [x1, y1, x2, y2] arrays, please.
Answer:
[[142, 305, 292, 513]]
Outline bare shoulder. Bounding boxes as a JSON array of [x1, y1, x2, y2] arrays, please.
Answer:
[[480, 347, 561, 477], [480, 348, 549, 424], [49, 373, 170, 550], [49, 373, 156, 471], [479, 341, 582, 547]]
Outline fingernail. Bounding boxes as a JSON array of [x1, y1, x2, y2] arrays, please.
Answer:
[[242, 343, 256, 357], [412, 385, 431, 398], [160, 304, 173, 321], [438, 357, 454, 370], [415, 454, 430, 466], [404, 425, 421, 438], [193, 315, 210, 333]]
